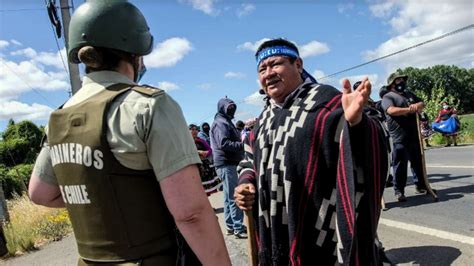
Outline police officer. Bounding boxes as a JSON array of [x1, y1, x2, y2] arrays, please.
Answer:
[[28, 1, 230, 265]]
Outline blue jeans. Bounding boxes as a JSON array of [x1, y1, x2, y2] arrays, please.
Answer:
[[216, 165, 244, 233]]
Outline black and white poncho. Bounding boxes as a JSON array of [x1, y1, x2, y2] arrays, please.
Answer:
[[238, 82, 389, 266]]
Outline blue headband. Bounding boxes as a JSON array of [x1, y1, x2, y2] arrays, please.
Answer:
[[256, 46, 299, 66], [255, 45, 318, 84]]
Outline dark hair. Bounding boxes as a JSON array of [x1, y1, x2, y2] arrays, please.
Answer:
[[188, 124, 198, 130], [255, 38, 299, 64], [79, 46, 135, 74], [236, 120, 245, 129]]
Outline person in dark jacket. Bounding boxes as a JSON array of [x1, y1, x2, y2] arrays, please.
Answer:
[[210, 98, 246, 238]]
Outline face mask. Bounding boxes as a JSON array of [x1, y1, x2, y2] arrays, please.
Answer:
[[134, 57, 147, 83], [443, 105, 449, 110], [395, 81, 406, 93], [226, 105, 236, 119]]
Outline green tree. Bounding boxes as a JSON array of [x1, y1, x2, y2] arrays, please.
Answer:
[[0, 120, 43, 198], [397, 65, 473, 113], [0, 120, 43, 166]]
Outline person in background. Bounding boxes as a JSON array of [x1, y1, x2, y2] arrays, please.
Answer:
[[241, 118, 257, 141], [381, 71, 427, 202], [419, 112, 434, 148], [28, 1, 230, 265], [234, 38, 389, 265], [198, 122, 211, 145], [210, 98, 247, 239], [434, 101, 460, 147], [189, 124, 221, 195], [235, 120, 245, 135]]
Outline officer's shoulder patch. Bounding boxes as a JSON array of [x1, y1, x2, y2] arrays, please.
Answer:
[[131, 85, 164, 97]]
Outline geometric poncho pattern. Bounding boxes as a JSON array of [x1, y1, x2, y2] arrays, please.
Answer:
[[238, 82, 389, 266]]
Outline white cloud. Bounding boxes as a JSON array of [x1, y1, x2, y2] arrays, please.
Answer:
[[244, 91, 265, 107], [238, 39, 330, 59], [337, 3, 354, 14], [145, 37, 193, 68], [179, 0, 219, 15], [237, 38, 271, 52], [10, 39, 22, 46], [224, 71, 246, 79], [0, 40, 9, 50], [338, 74, 379, 88], [0, 100, 53, 120], [366, 0, 473, 76], [11, 47, 67, 70], [312, 69, 326, 80], [237, 3, 256, 17], [0, 58, 69, 100], [298, 41, 330, 58], [157, 81, 180, 92], [11, 47, 36, 57], [369, 1, 394, 18]]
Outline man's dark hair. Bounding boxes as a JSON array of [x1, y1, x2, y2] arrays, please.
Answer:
[[236, 120, 245, 130], [255, 38, 299, 64], [188, 124, 198, 130]]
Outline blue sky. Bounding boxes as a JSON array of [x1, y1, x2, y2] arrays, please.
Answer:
[[0, 0, 472, 132]]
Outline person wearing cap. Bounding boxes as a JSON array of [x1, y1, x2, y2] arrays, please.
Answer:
[[381, 71, 427, 202], [234, 38, 389, 265], [28, 1, 230, 265]]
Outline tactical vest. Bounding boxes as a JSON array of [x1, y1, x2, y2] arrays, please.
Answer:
[[48, 83, 177, 262]]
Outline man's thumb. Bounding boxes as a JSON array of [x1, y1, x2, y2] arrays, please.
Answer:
[[248, 184, 256, 193]]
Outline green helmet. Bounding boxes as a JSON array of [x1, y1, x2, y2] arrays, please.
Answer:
[[68, 0, 153, 64], [387, 71, 408, 87]]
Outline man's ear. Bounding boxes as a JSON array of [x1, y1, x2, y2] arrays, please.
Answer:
[[295, 57, 303, 73]]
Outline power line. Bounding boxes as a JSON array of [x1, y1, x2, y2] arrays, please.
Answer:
[[198, 24, 473, 123], [318, 24, 474, 80]]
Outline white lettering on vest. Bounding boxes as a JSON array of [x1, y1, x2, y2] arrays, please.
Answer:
[[50, 143, 104, 170], [60, 184, 91, 205], [75, 143, 83, 165], [62, 143, 69, 163], [93, 150, 103, 170], [69, 143, 75, 164], [83, 146, 92, 167]]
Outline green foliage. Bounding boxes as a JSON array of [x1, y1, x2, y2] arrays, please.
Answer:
[[397, 65, 474, 113], [0, 120, 43, 166], [458, 114, 474, 143], [0, 164, 32, 199], [417, 83, 459, 122], [0, 120, 43, 198]]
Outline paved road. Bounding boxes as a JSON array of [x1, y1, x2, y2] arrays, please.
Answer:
[[2, 145, 473, 265]]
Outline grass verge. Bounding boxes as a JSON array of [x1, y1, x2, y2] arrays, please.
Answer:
[[2, 193, 71, 258]]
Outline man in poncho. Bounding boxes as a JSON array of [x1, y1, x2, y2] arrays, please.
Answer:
[[234, 38, 389, 265]]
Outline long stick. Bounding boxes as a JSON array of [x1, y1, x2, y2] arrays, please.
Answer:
[[245, 210, 258, 266], [416, 115, 438, 201]]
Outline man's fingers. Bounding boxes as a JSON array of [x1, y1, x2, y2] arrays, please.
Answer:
[[342, 79, 351, 94]]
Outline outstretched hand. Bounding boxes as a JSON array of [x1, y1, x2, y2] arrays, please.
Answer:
[[341, 77, 371, 126]]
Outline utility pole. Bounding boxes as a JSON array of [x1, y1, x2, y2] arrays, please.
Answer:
[[59, 0, 81, 95]]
